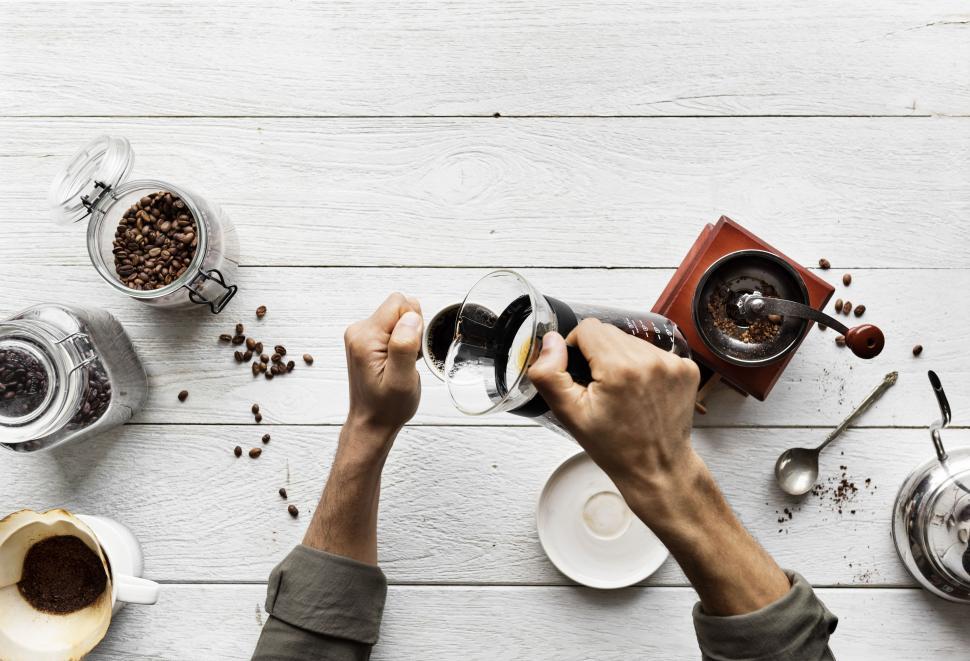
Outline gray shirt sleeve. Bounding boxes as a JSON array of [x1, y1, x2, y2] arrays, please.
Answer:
[[252, 545, 388, 661], [692, 571, 838, 661]]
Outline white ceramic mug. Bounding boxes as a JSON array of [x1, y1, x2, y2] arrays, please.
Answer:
[[76, 514, 160, 612]]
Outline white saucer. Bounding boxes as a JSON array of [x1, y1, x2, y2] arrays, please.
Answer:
[[537, 451, 669, 589]]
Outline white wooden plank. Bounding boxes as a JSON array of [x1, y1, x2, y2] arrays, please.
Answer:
[[2, 2, 969, 117], [0, 265, 963, 428], [4, 424, 965, 585], [88, 584, 970, 660], [1, 119, 969, 271]]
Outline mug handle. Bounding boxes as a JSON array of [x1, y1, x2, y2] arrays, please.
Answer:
[[115, 574, 160, 605]]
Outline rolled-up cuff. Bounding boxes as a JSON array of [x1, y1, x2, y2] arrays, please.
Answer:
[[692, 571, 837, 661], [264, 545, 388, 645]]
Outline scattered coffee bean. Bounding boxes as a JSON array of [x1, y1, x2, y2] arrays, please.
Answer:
[[270, 365, 280, 375], [178, 390, 189, 402], [231, 335, 245, 345], [262, 434, 271, 444], [249, 447, 262, 458], [287, 505, 299, 518], [265, 371, 275, 380], [286, 360, 295, 373], [767, 314, 783, 325], [234, 445, 242, 457], [243, 350, 253, 361], [818, 258, 831, 270], [303, 354, 314, 365], [912, 344, 923, 356], [834, 298, 843, 312], [246, 338, 257, 351], [251, 403, 260, 415], [853, 304, 866, 317], [279, 488, 288, 499], [254, 342, 264, 354], [818, 323, 827, 331], [219, 334, 233, 343], [112, 190, 198, 291], [842, 301, 852, 315], [235, 323, 244, 335], [260, 354, 269, 364], [252, 361, 261, 377], [256, 306, 267, 319], [271, 353, 282, 363], [274, 345, 287, 356], [255, 413, 263, 423], [234, 350, 245, 362], [835, 336, 846, 347], [842, 273, 852, 286]]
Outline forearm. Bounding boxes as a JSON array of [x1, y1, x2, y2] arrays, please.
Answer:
[[624, 451, 790, 616], [302, 420, 396, 565]]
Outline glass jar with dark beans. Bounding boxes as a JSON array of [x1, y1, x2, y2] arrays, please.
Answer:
[[49, 136, 239, 314], [0, 304, 147, 452]]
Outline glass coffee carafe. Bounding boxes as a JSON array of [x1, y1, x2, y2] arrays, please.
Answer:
[[433, 270, 689, 437]]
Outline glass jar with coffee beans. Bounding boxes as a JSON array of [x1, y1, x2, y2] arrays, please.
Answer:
[[0, 304, 147, 452], [48, 136, 239, 313]]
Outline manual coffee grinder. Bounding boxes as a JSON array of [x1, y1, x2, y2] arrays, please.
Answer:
[[653, 216, 884, 401]]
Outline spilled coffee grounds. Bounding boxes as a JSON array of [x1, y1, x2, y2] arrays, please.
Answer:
[[18, 535, 107, 614]]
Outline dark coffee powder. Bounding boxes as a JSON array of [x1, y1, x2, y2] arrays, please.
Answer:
[[18, 535, 108, 614]]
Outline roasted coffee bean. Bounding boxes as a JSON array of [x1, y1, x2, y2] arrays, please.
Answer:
[[260, 354, 269, 364], [842, 273, 852, 286], [818, 258, 831, 270], [279, 488, 288, 499], [912, 344, 923, 356], [252, 361, 261, 377], [234, 445, 242, 457], [842, 301, 852, 315], [270, 365, 280, 375], [231, 335, 246, 345], [251, 403, 260, 415], [818, 323, 827, 331], [234, 350, 244, 362], [834, 298, 843, 312], [246, 338, 257, 351], [255, 413, 263, 423], [243, 350, 253, 361], [287, 505, 299, 518], [235, 323, 244, 335], [265, 371, 274, 380], [274, 345, 286, 356], [254, 342, 264, 354], [256, 305, 267, 319], [286, 361, 295, 373], [219, 334, 233, 343], [178, 390, 189, 402], [271, 353, 282, 363], [835, 336, 846, 347], [303, 354, 314, 365], [113, 191, 198, 291], [854, 304, 866, 317], [0, 348, 50, 418], [262, 434, 271, 444], [249, 447, 262, 459]]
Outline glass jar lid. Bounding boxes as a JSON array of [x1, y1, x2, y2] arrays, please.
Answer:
[[48, 135, 135, 225]]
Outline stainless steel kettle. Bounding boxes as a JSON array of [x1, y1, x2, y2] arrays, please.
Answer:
[[892, 371, 970, 603]]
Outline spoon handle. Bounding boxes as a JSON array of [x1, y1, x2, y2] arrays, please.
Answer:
[[817, 371, 898, 452]]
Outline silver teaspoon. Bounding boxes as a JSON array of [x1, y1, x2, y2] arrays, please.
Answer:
[[775, 371, 898, 496]]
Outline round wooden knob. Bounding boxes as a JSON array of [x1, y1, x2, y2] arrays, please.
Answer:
[[844, 324, 885, 359]]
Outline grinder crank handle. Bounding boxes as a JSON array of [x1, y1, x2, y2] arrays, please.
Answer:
[[743, 295, 885, 359]]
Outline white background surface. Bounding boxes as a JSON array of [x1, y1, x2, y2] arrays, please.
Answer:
[[1, 1, 969, 658]]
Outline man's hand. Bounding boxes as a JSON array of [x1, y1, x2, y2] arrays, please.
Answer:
[[528, 319, 701, 511], [303, 293, 424, 564], [342, 293, 424, 459], [528, 318, 790, 616]]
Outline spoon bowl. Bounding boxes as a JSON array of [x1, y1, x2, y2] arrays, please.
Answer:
[[775, 447, 820, 496]]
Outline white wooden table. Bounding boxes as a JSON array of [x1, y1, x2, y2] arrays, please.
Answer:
[[2, 2, 969, 658]]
